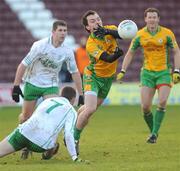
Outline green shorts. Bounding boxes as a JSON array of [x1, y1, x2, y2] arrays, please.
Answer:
[[8, 129, 45, 152], [24, 82, 59, 101], [83, 72, 114, 99], [140, 69, 172, 88]]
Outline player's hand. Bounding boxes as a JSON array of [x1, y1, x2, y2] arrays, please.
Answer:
[[114, 47, 124, 57], [116, 70, 125, 82], [172, 70, 180, 84], [94, 25, 108, 39], [78, 95, 84, 106], [12, 85, 24, 102], [74, 157, 90, 164]]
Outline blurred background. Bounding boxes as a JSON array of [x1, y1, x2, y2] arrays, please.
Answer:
[[0, 0, 180, 106]]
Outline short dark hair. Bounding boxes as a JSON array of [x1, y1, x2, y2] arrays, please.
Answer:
[[52, 20, 67, 31], [61, 86, 76, 101], [81, 10, 97, 32], [144, 8, 160, 18]]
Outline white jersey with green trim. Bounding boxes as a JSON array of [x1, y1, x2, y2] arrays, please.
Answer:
[[18, 97, 77, 150], [22, 36, 78, 87]]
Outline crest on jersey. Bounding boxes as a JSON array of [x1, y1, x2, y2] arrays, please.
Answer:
[[93, 51, 99, 56], [158, 38, 163, 44], [174, 41, 177, 45], [105, 38, 111, 43]]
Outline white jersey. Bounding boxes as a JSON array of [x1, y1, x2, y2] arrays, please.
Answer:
[[18, 97, 77, 150], [22, 36, 78, 87]]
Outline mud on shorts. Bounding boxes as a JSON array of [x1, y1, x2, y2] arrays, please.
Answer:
[[8, 129, 45, 152]]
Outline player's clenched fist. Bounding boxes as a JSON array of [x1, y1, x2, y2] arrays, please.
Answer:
[[12, 85, 24, 102], [116, 70, 126, 82], [172, 69, 180, 84]]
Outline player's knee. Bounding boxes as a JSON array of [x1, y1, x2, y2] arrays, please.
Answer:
[[19, 113, 32, 123], [142, 105, 151, 113], [159, 99, 167, 108], [85, 106, 96, 117], [19, 113, 24, 123]]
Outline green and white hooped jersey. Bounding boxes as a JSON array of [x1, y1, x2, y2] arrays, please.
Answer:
[[18, 97, 77, 150], [22, 36, 78, 87]]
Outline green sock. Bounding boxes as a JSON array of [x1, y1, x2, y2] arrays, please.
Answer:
[[143, 111, 153, 132], [74, 127, 83, 141], [152, 107, 165, 135]]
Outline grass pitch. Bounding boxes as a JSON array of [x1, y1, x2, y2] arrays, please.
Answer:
[[0, 105, 180, 171]]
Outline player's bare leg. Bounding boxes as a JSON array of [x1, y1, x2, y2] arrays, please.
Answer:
[[0, 138, 16, 157], [141, 86, 155, 133], [147, 86, 170, 143], [19, 100, 37, 159], [19, 100, 37, 123], [78, 105, 85, 115], [74, 94, 104, 155]]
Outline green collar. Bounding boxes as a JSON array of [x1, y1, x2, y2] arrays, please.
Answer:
[[90, 33, 104, 40], [145, 26, 161, 36]]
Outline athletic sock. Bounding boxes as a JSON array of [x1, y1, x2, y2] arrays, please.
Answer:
[[74, 127, 83, 141], [152, 107, 165, 135], [143, 111, 153, 132]]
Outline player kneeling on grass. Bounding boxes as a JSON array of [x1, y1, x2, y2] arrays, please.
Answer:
[[0, 86, 87, 163]]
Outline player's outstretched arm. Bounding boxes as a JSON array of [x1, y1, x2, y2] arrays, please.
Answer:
[[173, 47, 180, 84], [116, 48, 135, 82], [71, 72, 84, 100]]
